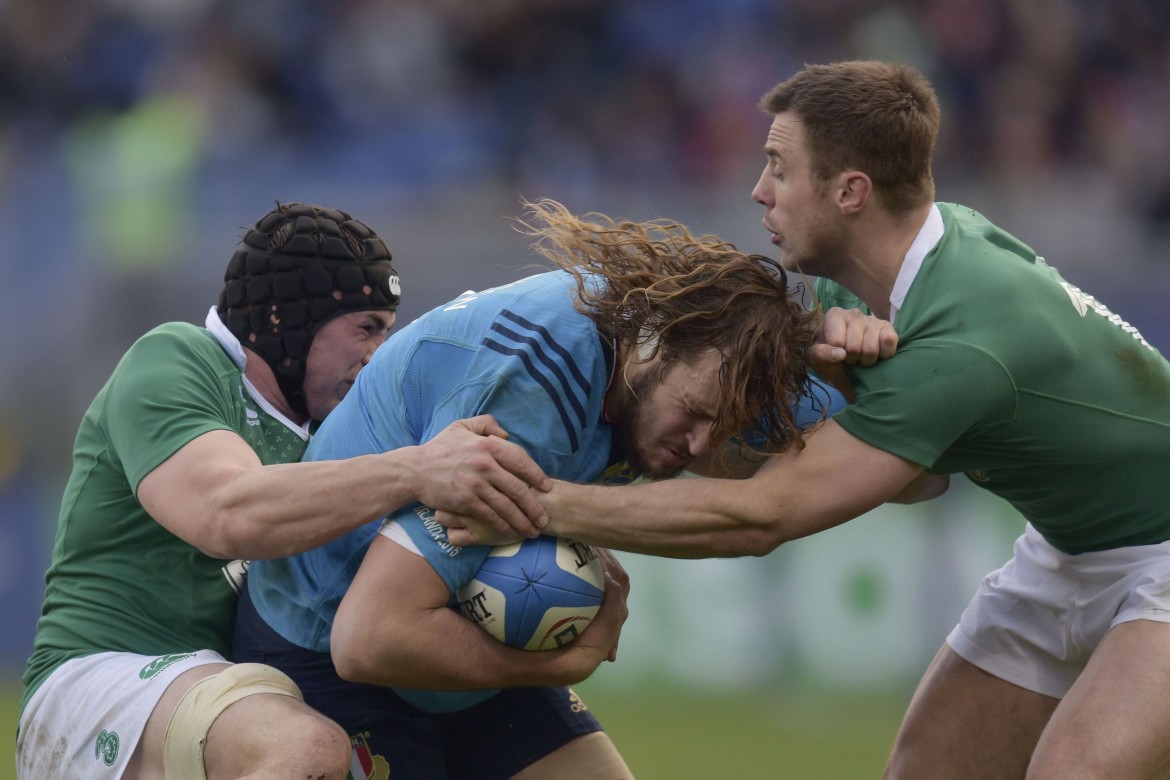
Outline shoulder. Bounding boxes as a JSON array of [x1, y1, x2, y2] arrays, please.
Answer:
[[124, 322, 231, 370], [936, 202, 1036, 261], [108, 322, 237, 408]]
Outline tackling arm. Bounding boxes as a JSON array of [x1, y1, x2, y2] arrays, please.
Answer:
[[486, 420, 927, 558], [137, 416, 550, 560]]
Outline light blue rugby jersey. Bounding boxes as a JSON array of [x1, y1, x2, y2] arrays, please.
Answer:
[[248, 271, 621, 658]]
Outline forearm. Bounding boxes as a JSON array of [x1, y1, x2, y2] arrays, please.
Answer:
[[332, 604, 595, 691], [542, 477, 790, 559], [203, 450, 427, 559], [146, 420, 550, 560]]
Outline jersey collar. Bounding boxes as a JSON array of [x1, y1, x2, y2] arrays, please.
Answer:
[[206, 306, 311, 440], [889, 204, 944, 326]]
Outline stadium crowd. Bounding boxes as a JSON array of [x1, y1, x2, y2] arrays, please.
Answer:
[[1, 0, 1169, 210]]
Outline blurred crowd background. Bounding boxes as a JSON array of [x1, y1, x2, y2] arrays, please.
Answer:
[[3, 0, 1170, 698]]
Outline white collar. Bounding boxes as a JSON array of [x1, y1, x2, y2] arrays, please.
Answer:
[[205, 306, 248, 370], [205, 306, 311, 440], [888, 204, 943, 326]]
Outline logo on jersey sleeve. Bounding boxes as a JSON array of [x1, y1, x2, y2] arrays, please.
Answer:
[[1059, 281, 1090, 317], [1059, 280, 1154, 351]]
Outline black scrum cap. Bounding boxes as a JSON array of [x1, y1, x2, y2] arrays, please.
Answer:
[[218, 202, 401, 418]]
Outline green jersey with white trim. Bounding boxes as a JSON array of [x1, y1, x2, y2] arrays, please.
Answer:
[[816, 202, 1170, 554], [22, 323, 309, 710]]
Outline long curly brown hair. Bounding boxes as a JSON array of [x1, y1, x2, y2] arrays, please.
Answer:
[[515, 198, 822, 456]]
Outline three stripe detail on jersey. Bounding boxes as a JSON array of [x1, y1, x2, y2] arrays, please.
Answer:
[[482, 309, 593, 451]]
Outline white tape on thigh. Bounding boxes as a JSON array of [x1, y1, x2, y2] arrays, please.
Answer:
[[162, 662, 303, 780]]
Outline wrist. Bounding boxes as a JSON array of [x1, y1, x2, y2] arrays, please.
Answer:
[[539, 480, 568, 536], [378, 446, 423, 507]]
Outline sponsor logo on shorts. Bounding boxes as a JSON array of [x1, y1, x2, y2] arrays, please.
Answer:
[[138, 652, 197, 680], [95, 730, 119, 766], [348, 732, 389, 780], [568, 688, 589, 714]]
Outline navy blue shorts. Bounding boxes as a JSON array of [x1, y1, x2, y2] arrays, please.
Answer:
[[233, 582, 604, 779]]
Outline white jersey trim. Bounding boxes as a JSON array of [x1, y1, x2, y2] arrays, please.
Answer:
[[889, 204, 944, 326], [204, 306, 310, 441]]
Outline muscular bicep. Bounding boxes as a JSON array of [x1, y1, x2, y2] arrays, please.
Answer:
[[331, 531, 454, 682], [343, 532, 451, 622], [136, 429, 263, 551]]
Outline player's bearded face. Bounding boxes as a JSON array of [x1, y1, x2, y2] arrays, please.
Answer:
[[609, 351, 722, 479]]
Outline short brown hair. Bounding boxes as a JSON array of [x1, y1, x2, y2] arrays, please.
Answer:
[[516, 198, 821, 456], [760, 61, 939, 215]]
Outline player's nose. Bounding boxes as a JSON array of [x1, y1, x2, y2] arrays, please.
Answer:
[[751, 167, 772, 206], [686, 423, 714, 457]]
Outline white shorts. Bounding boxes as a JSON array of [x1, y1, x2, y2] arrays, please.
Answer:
[[947, 523, 1170, 699], [17, 649, 227, 780]]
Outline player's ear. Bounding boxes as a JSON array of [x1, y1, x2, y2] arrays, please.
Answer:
[[836, 171, 871, 215]]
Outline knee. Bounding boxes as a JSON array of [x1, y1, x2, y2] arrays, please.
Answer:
[[286, 711, 352, 779], [208, 705, 352, 779], [171, 662, 352, 779]]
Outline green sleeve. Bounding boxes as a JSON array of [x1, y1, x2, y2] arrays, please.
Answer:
[[103, 328, 236, 491], [835, 340, 1016, 468]]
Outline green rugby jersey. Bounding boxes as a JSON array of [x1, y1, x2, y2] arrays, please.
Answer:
[[817, 202, 1170, 554], [22, 322, 309, 711]]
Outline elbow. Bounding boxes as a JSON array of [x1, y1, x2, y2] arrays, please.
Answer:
[[331, 613, 404, 686], [921, 474, 950, 501], [891, 474, 950, 505], [707, 525, 786, 558], [741, 527, 787, 557], [191, 513, 243, 560], [195, 511, 263, 560], [331, 645, 368, 684], [331, 628, 378, 684], [199, 501, 299, 560]]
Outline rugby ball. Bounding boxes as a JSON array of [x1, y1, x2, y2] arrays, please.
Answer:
[[456, 535, 605, 650]]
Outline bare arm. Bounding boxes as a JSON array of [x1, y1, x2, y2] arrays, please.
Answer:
[[330, 533, 628, 690], [542, 420, 925, 557], [890, 472, 950, 504], [137, 415, 550, 560], [445, 420, 926, 557]]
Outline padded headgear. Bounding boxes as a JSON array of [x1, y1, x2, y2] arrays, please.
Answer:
[[218, 203, 401, 418]]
